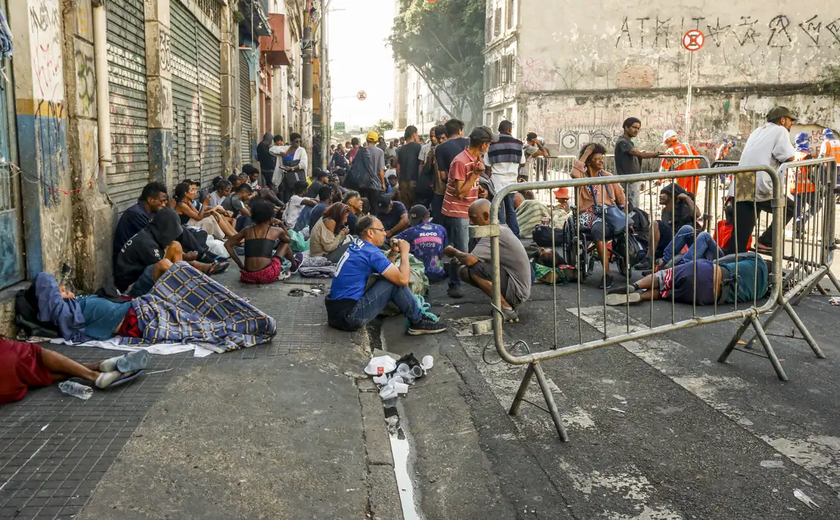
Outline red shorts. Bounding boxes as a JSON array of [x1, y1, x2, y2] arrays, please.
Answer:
[[240, 257, 283, 284], [117, 306, 142, 338], [0, 340, 55, 405]]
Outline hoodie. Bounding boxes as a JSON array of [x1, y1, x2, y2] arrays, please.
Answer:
[[114, 208, 183, 291], [660, 182, 695, 230]]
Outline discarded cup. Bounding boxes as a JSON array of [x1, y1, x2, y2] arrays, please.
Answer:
[[390, 375, 405, 385], [410, 365, 424, 378], [389, 381, 409, 394], [372, 374, 389, 386], [420, 355, 434, 370], [396, 363, 411, 376], [379, 386, 398, 400]]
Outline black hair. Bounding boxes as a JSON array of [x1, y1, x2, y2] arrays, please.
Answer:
[[242, 164, 259, 176], [351, 137, 359, 146], [251, 199, 275, 224], [622, 117, 641, 129], [290, 132, 302, 142], [235, 183, 253, 195], [273, 135, 283, 144], [318, 185, 332, 201], [227, 173, 239, 184], [444, 119, 465, 137], [356, 215, 377, 237], [434, 125, 447, 139], [139, 181, 167, 202], [361, 197, 371, 215], [526, 132, 538, 141], [470, 135, 491, 148], [215, 179, 232, 192], [404, 125, 418, 140], [342, 190, 360, 204], [293, 180, 308, 195], [211, 176, 224, 189], [173, 182, 191, 203], [578, 142, 607, 160]]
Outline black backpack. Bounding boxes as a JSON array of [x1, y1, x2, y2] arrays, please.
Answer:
[[344, 147, 373, 190], [14, 284, 60, 338]]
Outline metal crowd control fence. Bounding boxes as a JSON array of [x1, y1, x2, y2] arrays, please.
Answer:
[[478, 165, 824, 442]]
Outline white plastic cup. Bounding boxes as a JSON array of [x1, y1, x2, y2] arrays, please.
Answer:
[[390, 381, 409, 394], [372, 374, 389, 385], [391, 375, 405, 384], [397, 363, 411, 376], [379, 386, 398, 400], [421, 355, 434, 370]]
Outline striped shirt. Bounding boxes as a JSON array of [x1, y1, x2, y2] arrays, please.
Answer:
[[442, 149, 482, 219]]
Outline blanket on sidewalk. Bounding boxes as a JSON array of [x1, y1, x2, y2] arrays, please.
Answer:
[[122, 262, 277, 353]]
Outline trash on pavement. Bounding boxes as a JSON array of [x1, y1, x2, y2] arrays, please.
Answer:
[[420, 355, 434, 370], [793, 489, 818, 509], [365, 356, 397, 376], [829, 297, 840, 306], [366, 352, 433, 401], [58, 381, 93, 400]]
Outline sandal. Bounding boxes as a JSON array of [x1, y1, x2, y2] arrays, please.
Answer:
[[206, 260, 230, 275]]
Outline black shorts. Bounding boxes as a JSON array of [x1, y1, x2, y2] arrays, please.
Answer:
[[467, 261, 510, 295]]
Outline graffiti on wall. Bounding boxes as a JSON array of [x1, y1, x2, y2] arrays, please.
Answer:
[[75, 45, 96, 118], [30, 0, 63, 102], [159, 27, 172, 73]]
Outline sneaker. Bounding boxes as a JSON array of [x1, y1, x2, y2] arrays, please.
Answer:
[[607, 284, 636, 295], [100, 351, 149, 373], [407, 316, 448, 335], [500, 307, 520, 323], [605, 292, 642, 306], [633, 258, 652, 271], [598, 274, 614, 290], [447, 285, 464, 299]]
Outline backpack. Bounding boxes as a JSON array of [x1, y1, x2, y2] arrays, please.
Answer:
[[415, 161, 435, 203], [14, 285, 60, 338], [344, 147, 373, 190]]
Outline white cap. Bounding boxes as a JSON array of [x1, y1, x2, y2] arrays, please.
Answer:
[[662, 130, 678, 143]]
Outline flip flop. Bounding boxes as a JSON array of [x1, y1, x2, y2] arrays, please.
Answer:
[[99, 351, 150, 373], [605, 293, 642, 306], [95, 370, 144, 389]]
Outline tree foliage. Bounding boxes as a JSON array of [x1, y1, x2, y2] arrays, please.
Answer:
[[389, 0, 485, 128], [373, 119, 395, 136]]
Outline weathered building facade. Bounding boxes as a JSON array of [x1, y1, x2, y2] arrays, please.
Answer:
[[484, 0, 840, 155]]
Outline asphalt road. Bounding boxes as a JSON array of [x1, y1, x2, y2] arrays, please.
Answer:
[[380, 267, 840, 519]]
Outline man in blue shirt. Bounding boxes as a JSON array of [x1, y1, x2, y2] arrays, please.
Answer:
[[396, 205, 447, 281], [325, 215, 447, 335]]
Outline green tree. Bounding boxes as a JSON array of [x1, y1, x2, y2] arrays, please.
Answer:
[[373, 119, 395, 136], [389, 0, 485, 128]]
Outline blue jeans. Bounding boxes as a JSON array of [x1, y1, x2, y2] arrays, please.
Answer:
[[444, 216, 470, 288], [129, 264, 156, 297], [294, 206, 313, 231], [346, 279, 422, 328], [663, 226, 723, 264], [499, 193, 520, 237], [431, 193, 445, 222]]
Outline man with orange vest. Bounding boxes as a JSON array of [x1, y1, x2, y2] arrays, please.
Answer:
[[659, 130, 701, 194], [818, 128, 840, 164], [714, 138, 735, 162], [791, 133, 817, 233]]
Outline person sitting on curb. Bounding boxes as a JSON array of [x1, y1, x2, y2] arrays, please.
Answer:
[[396, 205, 448, 282], [443, 198, 532, 322], [325, 215, 447, 335], [225, 200, 299, 283], [606, 253, 769, 307]]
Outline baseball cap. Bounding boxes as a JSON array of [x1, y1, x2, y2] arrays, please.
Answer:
[[469, 126, 500, 144], [375, 194, 393, 210], [409, 205, 430, 226], [766, 106, 797, 121], [366, 131, 379, 142], [662, 129, 678, 143], [313, 169, 329, 179]]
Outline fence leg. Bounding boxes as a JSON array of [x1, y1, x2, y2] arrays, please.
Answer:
[[750, 316, 789, 381], [508, 363, 535, 417], [718, 317, 752, 363], [791, 270, 827, 306], [743, 305, 784, 350], [826, 269, 840, 293], [782, 301, 826, 359], [533, 362, 569, 442]]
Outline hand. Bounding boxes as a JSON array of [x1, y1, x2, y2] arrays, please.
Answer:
[[443, 246, 457, 257], [580, 144, 596, 163], [203, 195, 211, 205], [395, 239, 410, 254], [183, 251, 198, 262]]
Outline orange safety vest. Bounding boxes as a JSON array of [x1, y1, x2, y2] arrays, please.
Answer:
[[821, 139, 840, 164], [661, 142, 700, 193], [791, 150, 815, 194], [714, 144, 729, 162]]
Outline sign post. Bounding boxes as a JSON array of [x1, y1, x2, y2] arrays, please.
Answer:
[[682, 30, 704, 142]]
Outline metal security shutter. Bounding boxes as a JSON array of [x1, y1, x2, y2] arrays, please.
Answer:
[[239, 55, 252, 166], [171, 0, 223, 189], [107, 0, 149, 212]]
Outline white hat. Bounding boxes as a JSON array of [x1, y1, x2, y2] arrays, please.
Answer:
[[662, 130, 678, 143], [364, 355, 397, 376]]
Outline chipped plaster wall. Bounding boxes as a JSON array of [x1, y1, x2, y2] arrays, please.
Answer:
[[516, 0, 840, 153]]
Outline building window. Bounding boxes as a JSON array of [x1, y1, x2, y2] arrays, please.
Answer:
[[501, 56, 508, 85], [506, 0, 514, 30], [494, 8, 502, 37], [485, 16, 492, 44]]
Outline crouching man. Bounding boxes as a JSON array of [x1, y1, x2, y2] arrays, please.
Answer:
[[325, 215, 448, 336], [443, 198, 532, 322]]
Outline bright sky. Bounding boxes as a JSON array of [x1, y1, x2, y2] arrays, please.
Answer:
[[328, 0, 396, 130]]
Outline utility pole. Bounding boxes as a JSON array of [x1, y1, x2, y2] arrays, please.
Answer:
[[320, 0, 329, 159], [301, 1, 314, 175]]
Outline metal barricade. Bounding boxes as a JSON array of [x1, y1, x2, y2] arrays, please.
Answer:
[[479, 165, 821, 442]]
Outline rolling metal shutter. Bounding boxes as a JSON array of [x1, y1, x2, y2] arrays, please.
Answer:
[[171, 0, 222, 189], [239, 55, 253, 166], [106, 0, 149, 213]]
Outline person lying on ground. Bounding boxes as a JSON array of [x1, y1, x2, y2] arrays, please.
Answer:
[[113, 182, 169, 267], [572, 143, 627, 289], [649, 228, 724, 272], [606, 252, 769, 307], [115, 208, 225, 296], [376, 195, 410, 238], [310, 202, 351, 263], [325, 215, 447, 335], [636, 182, 700, 271], [173, 181, 237, 239], [343, 190, 364, 234], [443, 198, 532, 322], [225, 200, 299, 283], [283, 180, 318, 229], [395, 205, 448, 282], [303, 185, 333, 232], [208, 179, 232, 207], [0, 338, 152, 404]]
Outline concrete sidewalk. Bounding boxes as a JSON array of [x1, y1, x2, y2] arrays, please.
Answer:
[[0, 273, 403, 520]]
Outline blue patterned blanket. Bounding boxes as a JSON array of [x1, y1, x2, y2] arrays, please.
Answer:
[[122, 262, 277, 353]]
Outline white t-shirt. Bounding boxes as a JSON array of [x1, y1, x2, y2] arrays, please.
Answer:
[[207, 191, 226, 207], [418, 142, 433, 163], [283, 195, 306, 227], [729, 123, 796, 202]]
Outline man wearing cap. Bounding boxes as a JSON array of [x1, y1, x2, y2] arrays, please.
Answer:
[[442, 126, 497, 298], [659, 130, 701, 194], [375, 195, 409, 238], [306, 169, 331, 198], [726, 106, 797, 254], [396, 205, 448, 281], [487, 120, 525, 237], [359, 131, 387, 216]]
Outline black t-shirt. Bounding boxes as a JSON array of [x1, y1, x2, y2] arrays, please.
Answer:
[[380, 201, 407, 231], [435, 137, 470, 178], [397, 142, 422, 182], [614, 137, 641, 176], [306, 180, 323, 198], [114, 229, 165, 291], [661, 201, 694, 231]]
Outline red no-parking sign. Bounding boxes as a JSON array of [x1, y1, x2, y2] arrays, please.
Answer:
[[682, 30, 705, 51], [357, 91, 367, 101]]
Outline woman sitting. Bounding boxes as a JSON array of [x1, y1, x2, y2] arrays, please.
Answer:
[[173, 181, 237, 240], [224, 200, 300, 284], [310, 203, 351, 263]]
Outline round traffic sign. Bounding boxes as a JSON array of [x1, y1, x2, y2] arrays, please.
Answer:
[[357, 90, 367, 101], [682, 30, 705, 51]]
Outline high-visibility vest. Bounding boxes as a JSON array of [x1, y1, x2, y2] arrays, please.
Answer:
[[791, 150, 815, 194], [714, 144, 729, 162], [820, 139, 840, 165], [660, 142, 700, 193]]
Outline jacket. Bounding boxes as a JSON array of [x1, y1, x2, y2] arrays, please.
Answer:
[[570, 160, 626, 211], [114, 207, 183, 291]]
